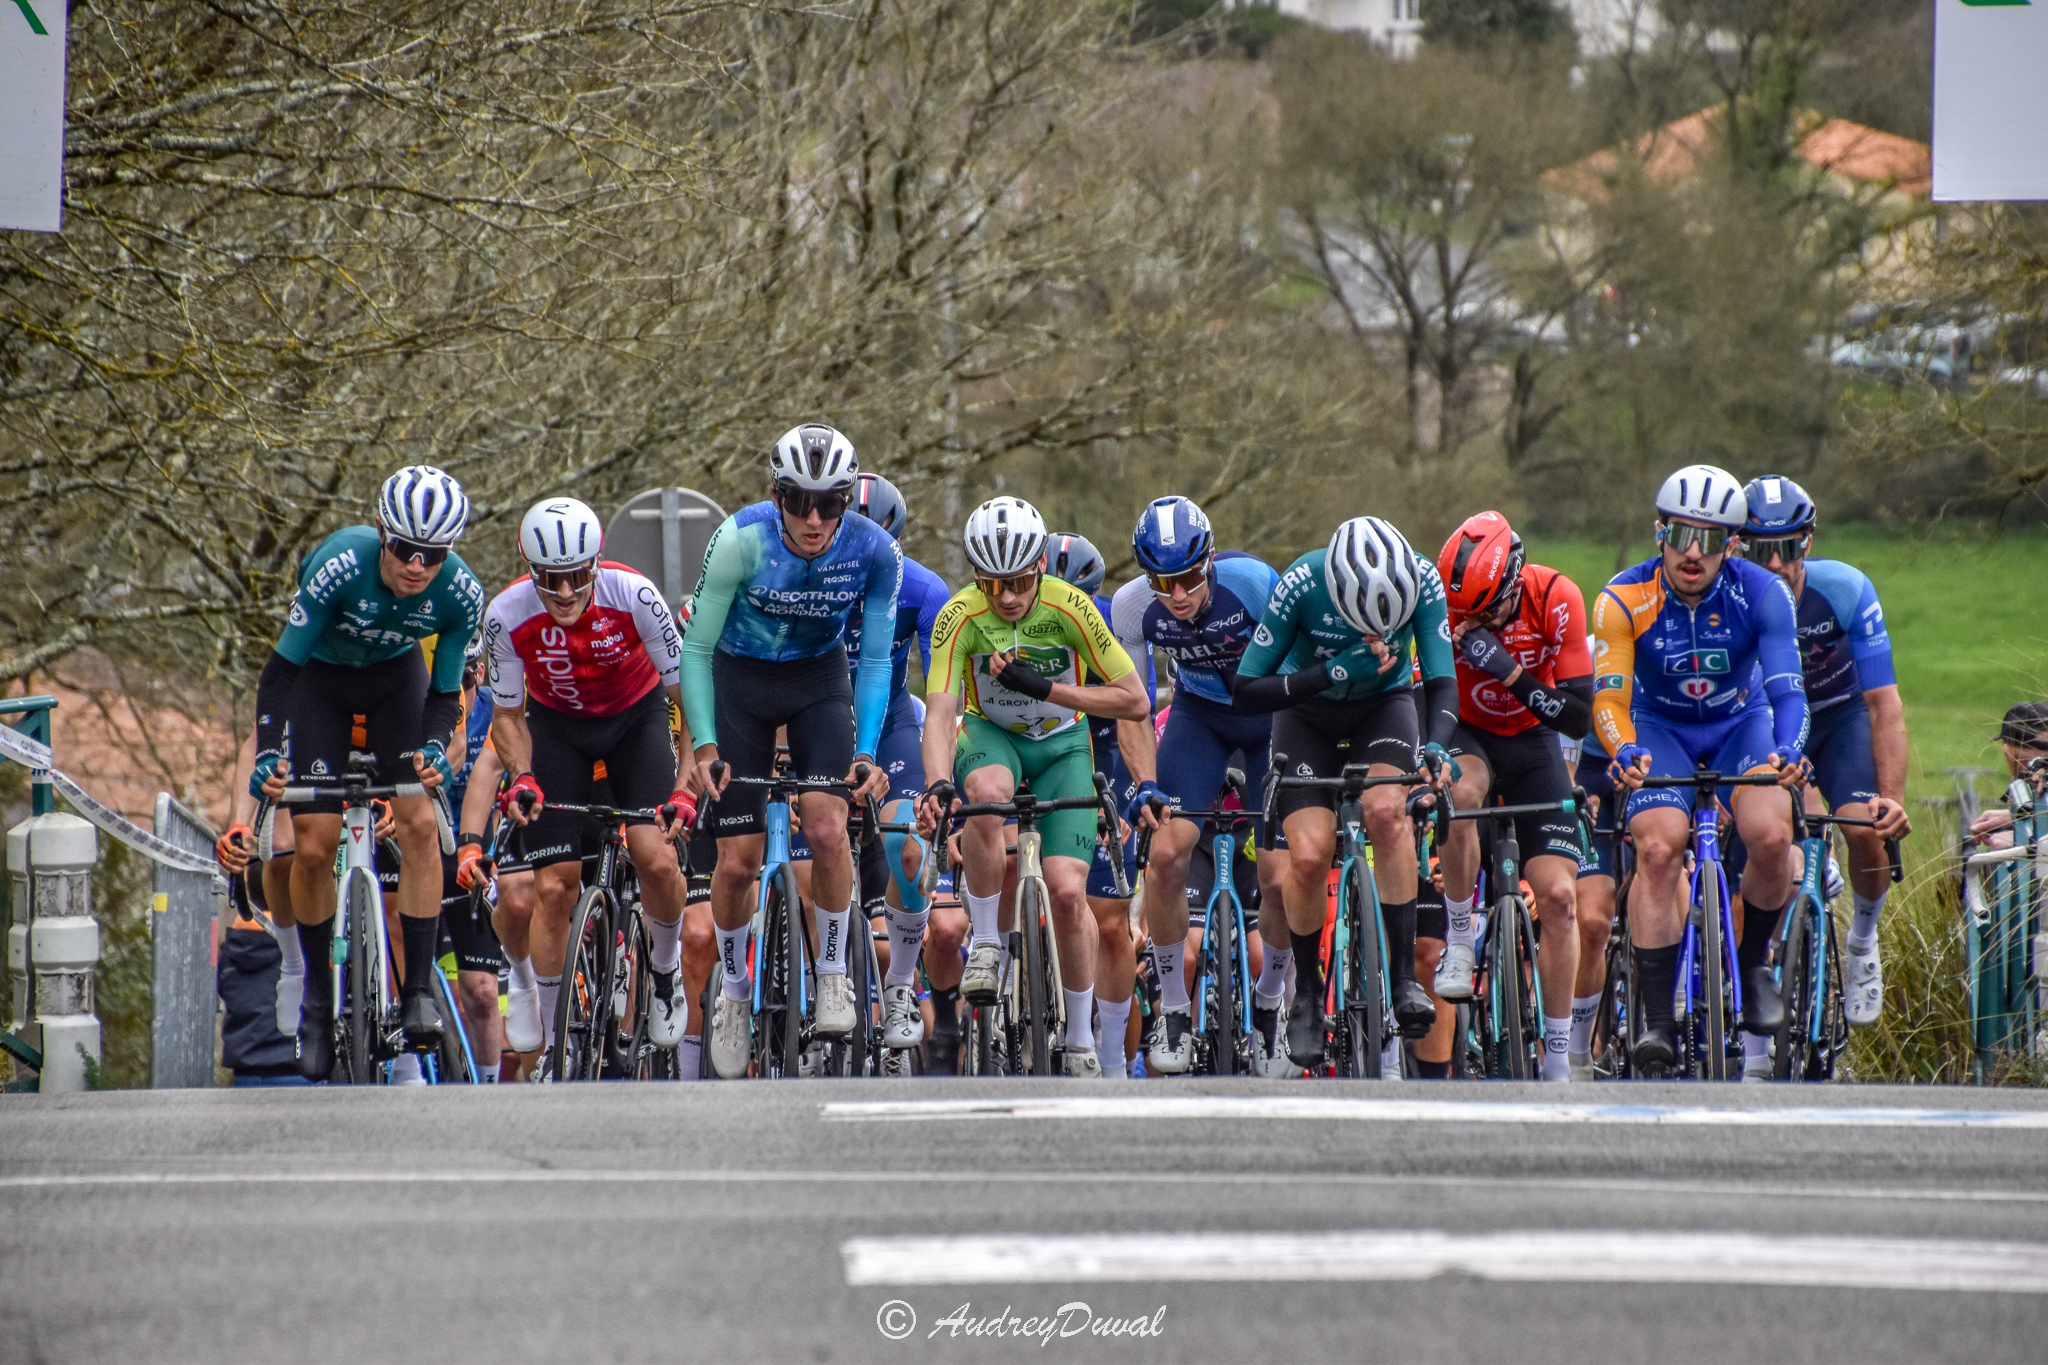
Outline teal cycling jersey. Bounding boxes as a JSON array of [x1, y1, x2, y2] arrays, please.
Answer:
[[1236, 547, 1455, 701], [274, 525, 483, 694], [680, 502, 903, 756]]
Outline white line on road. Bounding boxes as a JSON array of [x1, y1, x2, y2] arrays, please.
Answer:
[[842, 1230, 2048, 1293], [822, 1095, 2048, 1129]]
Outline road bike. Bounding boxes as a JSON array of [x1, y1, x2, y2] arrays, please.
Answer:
[[1586, 806, 1635, 1081], [1138, 768, 1258, 1075], [1776, 803, 1900, 1080]]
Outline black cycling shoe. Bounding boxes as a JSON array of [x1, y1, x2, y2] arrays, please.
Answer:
[[1392, 981, 1437, 1039], [1286, 992, 1327, 1069], [297, 1010, 335, 1081], [925, 1030, 960, 1076], [1633, 1019, 1679, 1074], [401, 991, 445, 1052], [1741, 964, 1785, 1035]]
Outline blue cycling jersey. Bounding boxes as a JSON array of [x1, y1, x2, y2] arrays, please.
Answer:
[[1793, 558, 1895, 709], [680, 503, 902, 756], [845, 553, 949, 700], [1108, 550, 1279, 706], [448, 698, 494, 814], [1090, 590, 1156, 763]]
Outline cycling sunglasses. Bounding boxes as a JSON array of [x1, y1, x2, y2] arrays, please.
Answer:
[[536, 562, 598, 598], [774, 484, 850, 521], [1745, 533, 1809, 565], [1661, 522, 1733, 557], [383, 534, 449, 567], [975, 571, 1041, 598], [1146, 560, 1210, 597]]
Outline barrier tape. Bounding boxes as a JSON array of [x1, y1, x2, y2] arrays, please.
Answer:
[[0, 723, 222, 879]]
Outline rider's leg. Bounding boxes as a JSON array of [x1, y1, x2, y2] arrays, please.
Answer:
[[1627, 804, 1692, 1050], [1572, 871, 1615, 1062], [1732, 777, 1796, 1038], [711, 833, 766, 997], [289, 813, 343, 929], [1144, 819, 1201, 1013], [1432, 745, 1493, 998], [1526, 853, 1579, 1080], [389, 794, 444, 1003], [1253, 844, 1292, 1005], [529, 858, 584, 1041], [1045, 856, 1099, 1054], [882, 797, 931, 986], [959, 763, 1018, 944], [1362, 771, 1432, 1032]]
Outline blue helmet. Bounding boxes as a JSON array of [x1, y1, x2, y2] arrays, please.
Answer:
[[1046, 532, 1106, 596], [1741, 475, 1816, 535], [852, 472, 908, 540], [1131, 496, 1213, 577]]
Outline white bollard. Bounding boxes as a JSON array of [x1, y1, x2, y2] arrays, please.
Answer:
[[11, 812, 100, 1092], [6, 822, 28, 1043]]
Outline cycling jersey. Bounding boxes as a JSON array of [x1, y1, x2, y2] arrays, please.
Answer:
[[275, 525, 484, 693], [1090, 589, 1155, 776], [1449, 564, 1591, 738], [1107, 551, 1279, 705], [925, 576, 1135, 740], [448, 696, 494, 814], [681, 503, 902, 756], [1590, 555, 1807, 756], [1236, 548, 1454, 702], [844, 552, 949, 699], [483, 562, 681, 718], [1791, 558, 1895, 709]]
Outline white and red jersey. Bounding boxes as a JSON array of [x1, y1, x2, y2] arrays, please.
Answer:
[[483, 562, 682, 717], [1451, 564, 1591, 737]]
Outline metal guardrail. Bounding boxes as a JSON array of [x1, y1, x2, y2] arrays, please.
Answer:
[[1958, 773, 2047, 1080], [151, 793, 219, 1088]]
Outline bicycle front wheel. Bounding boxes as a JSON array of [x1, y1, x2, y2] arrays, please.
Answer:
[[1595, 906, 1634, 1080], [1210, 895, 1242, 1077], [1490, 896, 1529, 1080], [550, 885, 616, 1081], [1343, 859, 1385, 1079], [430, 967, 474, 1084], [1018, 878, 1055, 1076], [1699, 866, 1729, 1081], [1774, 897, 1815, 1082], [341, 869, 380, 1085]]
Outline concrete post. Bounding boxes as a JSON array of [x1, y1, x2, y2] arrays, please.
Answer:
[[6, 822, 30, 1044], [9, 813, 100, 1092]]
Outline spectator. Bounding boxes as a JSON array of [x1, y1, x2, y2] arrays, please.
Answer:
[[1967, 702, 2048, 850]]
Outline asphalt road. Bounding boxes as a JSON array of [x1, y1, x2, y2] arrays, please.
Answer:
[[4, 1079, 2046, 1365]]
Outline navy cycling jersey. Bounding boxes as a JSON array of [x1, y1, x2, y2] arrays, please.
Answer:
[[448, 697, 494, 814], [1792, 558, 1896, 710], [845, 553, 949, 700], [1108, 551, 1279, 706]]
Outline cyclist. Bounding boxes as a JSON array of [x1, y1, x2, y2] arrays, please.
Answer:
[[439, 635, 505, 1080], [1426, 512, 1593, 1082], [914, 496, 1151, 1078], [1594, 464, 1809, 1074], [219, 728, 303, 1039], [844, 472, 949, 1054], [1567, 646, 1622, 1080], [252, 466, 484, 1077], [1232, 516, 1459, 1068], [1107, 497, 1292, 1076], [684, 425, 901, 1079], [1740, 475, 1911, 1029], [484, 497, 696, 1059]]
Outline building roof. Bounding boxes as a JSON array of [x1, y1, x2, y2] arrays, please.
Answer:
[[1549, 107, 1932, 201]]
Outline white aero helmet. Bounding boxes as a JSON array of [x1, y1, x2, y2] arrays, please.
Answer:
[[519, 497, 604, 568], [1655, 463, 1747, 529], [770, 423, 859, 492], [377, 466, 470, 545], [962, 496, 1048, 577], [1326, 516, 1421, 637]]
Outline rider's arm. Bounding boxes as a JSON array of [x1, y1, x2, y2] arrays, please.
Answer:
[[461, 739, 505, 838], [919, 690, 962, 794], [1229, 571, 1327, 715], [1833, 566, 1907, 806], [1118, 715, 1158, 784], [487, 701, 534, 784], [1412, 563, 1460, 748], [679, 514, 747, 751], [1752, 568, 1811, 757], [851, 535, 905, 758], [630, 570, 685, 695], [915, 568, 947, 677], [1588, 585, 1639, 755], [1041, 662, 1150, 722], [1868, 684, 1909, 806]]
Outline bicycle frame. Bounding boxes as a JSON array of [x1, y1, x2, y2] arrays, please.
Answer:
[[335, 799, 398, 1074], [753, 795, 804, 1023], [1196, 824, 1254, 1046], [1675, 802, 1742, 1061]]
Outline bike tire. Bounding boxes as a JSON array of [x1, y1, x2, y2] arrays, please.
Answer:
[[1816, 914, 1846, 1081], [825, 913, 876, 1077], [1492, 896, 1528, 1080], [1451, 1000, 1479, 1079], [1345, 859, 1385, 1080], [1211, 893, 1242, 1077], [1519, 899, 1545, 1077], [779, 864, 806, 1078], [631, 916, 683, 1081], [1018, 879, 1054, 1076], [343, 869, 379, 1084], [1699, 865, 1729, 1082], [1774, 898, 1814, 1082], [430, 967, 473, 1084], [1596, 910, 1634, 1080], [550, 885, 615, 1082], [968, 1002, 996, 1076]]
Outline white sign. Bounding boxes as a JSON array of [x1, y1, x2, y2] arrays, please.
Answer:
[[0, 0, 66, 231], [1933, 0, 2048, 202]]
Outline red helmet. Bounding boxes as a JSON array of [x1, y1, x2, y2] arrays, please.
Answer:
[[1437, 511, 1525, 617]]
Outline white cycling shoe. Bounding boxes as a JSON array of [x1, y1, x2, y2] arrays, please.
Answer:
[[815, 973, 857, 1036], [1433, 942, 1477, 1002], [1147, 1007, 1194, 1074], [961, 942, 1003, 1005], [710, 993, 753, 1079], [646, 973, 687, 1048], [505, 983, 545, 1054], [1845, 944, 1884, 1028], [274, 968, 305, 1039], [881, 983, 925, 1049], [1063, 1046, 1103, 1078], [390, 1052, 427, 1086]]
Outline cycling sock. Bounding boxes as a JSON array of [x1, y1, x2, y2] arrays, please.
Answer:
[[679, 1036, 702, 1081], [883, 907, 928, 987], [966, 890, 1002, 948], [716, 923, 752, 999], [1385, 899, 1418, 989], [1542, 1016, 1572, 1080], [478, 1064, 499, 1083], [1413, 1057, 1450, 1079], [537, 974, 562, 1040], [1254, 945, 1292, 1006], [1738, 903, 1783, 972], [1290, 929, 1325, 1007], [1445, 892, 1477, 951], [399, 914, 441, 998], [1569, 993, 1600, 1054], [509, 954, 537, 992], [1636, 943, 1679, 1031], [930, 984, 961, 1036], [1742, 1028, 1771, 1059], [297, 919, 335, 1003], [1063, 988, 1094, 1048], [1848, 890, 1886, 955], [273, 922, 306, 977], [817, 908, 851, 976], [1152, 941, 1190, 1011], [1096, 995, 1131, 1072], [645, 913, 683, 977]]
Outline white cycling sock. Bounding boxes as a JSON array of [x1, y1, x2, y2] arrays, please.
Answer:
[[817, 907, 851, 976], [679, 1036, 702, 1081], [716, 923, 752, 1000], [536, 973, 561, 1044], [966, 890, 1002, 948], [1063, 988, 1095, 1048], [509, 954, 537, 992], [645, 913, 683, 977], [1096, 995, 1132, 1073], [1848, 890, 1886, 955], [478, 1064, 499, 1083], [273, 922, 305, 977], [1542, 1016, 1572, 1081], [391, 1052, 424, 1084], [1569, 993, 1600, 1054], [1152, 941, 1190, 1011], [1445, 893, 1477, 951], [884, 907, 928, 987], [1254, 945, 1292, 1007]]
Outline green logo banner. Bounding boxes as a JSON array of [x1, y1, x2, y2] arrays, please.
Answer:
[[8, 0, 49, 35]]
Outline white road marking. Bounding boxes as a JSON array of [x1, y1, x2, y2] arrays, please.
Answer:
[[842, 1230, 2048, 1293], [822, 1095, 2048, 1129]]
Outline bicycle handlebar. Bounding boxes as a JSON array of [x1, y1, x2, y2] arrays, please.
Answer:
[[1636, 771, 1787, 789], [927, 771, 1127, 897], [257, 783, 455, 856], [1260, 752, 1431, 849], [1136, 767, 1254, 871], [1796, 809, 1903, 883]]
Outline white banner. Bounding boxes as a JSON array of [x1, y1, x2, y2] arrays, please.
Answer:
[[1933, 0, 2048, 202], [0, 0, 66, 232]]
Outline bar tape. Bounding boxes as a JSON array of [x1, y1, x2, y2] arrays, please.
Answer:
[[0, 722, 222, 878]]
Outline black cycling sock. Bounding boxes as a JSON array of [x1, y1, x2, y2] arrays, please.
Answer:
[[400, 914, 441, 999], [297, 919, 335, 1004], [931, 985, 960, 1036], [1739, 903, 1784, 972], [1636, 943, 1680, 1030], [1290, 929, 1325, 1004], [1386, 899, 1419, 989], [1413, 1058, 1451, 1079]]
